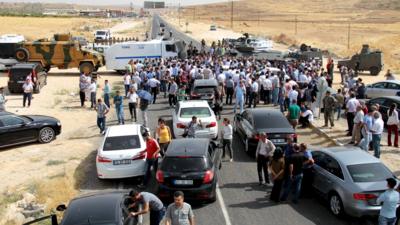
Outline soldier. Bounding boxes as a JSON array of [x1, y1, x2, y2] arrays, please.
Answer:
[[322, 91, 336, 128]]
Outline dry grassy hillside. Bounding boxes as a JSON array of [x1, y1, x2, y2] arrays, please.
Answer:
[[180, 0, 400, 70]]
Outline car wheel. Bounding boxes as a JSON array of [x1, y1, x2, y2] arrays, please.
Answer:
[[38, 127, 55, 143], [79, 62, 94, 74], [369, 66, 379, 76], [329, 193, 344, 217]]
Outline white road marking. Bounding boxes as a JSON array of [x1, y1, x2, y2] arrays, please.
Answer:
[[217, 183, 233, 225]]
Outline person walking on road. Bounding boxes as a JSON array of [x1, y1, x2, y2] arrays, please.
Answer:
[[322, 91, 336, 128], [350, 105, 364, 145], [221, 118, 233, 162], [248, 77, 259, 108], [22, 78, 33, 107], [387, 103, 399, 147], [128, 88, 139, 122], [128, 190, 165, 225], [149, 76, 161, 104], [124, 73, 132, 97], [269, 148, 285, 202], [335, 89, 344, 120], [156, 119, 172, 157], [256, 132, 276, 186], [287, 99, 300, 129], [165, 191, 195, 225], [95, 98, 109, 134], [113, 90, 125, 125], [345, 93, 360, 136], [377, 178, 399, 225], [103, 80, 111, 108], [371, 111, 384, 158], [168, 78, 178, 107], [0, 87, 7, 111], [234, 81, 245, 114], [141, 132, 160, 187], [79, 72, 90, 107], [225, 76, 234, 105], [89, 79, 97, 109]]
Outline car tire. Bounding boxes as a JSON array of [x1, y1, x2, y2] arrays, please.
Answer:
[[79, 62, 94, 74], [38, 127, 55, 143], [329, 193, 345, 217], [369, 66, 379, 76], [15, 48, 30, 62]]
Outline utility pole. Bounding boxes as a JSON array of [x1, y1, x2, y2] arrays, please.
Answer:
[[347, 22, 351, 49], [193, 7, 196, 22], [258, 11, 260, 26], [178, 0, 181, 26], [294, 15, 298, 35], [230, 0, 233, 29]]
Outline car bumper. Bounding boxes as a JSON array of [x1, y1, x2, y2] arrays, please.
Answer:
[[96, 160, 146, 179], [157, 182, 216, 201], [344, 203, 381, 217]]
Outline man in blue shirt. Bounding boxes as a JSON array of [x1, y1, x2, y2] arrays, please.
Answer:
[[234, 81, 245, 114], [377, 178, 399, 225], [113, 90, 124, 125]]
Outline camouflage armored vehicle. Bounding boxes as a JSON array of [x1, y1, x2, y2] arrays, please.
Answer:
[[287, 43, 323, 61], [14, 34, 104, 73], [338, 44, 383, 75]]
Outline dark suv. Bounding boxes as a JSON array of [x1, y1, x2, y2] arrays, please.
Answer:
[[156, 138, 222, 203], [7, 63, 47, 93], [190, 79, 218, 106]]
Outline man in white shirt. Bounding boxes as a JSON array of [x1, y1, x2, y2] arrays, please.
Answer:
[[255, 132, 276, 185], [377, 178, 399, 225], [22, 78, 34, 107], [345, 93, 360, 136], [371, 112, 384, 158], [148, 76, 161, 104], [262, 76, 272, 104], [350, 105, 364, 145], [89, 79, 97, 109], [123, 73, 131, 97], [248, 77, 259, 108], [288, 86, 299, 106]]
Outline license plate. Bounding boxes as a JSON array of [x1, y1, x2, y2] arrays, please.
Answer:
[[17, 81, 25, 83], [174, 180, 193, 185], [272, 139, 285, 143], [113, 159, 131, 165]]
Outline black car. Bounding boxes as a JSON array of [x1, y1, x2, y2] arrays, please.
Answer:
[[190, 79, 218, 106], [0, 111, 61, 148], [366, 96, 400, 126], [23, 191, 140, 225], [7, 63, 47, 93], [234, 108, 297, 153], [156, 138, 222, 202]]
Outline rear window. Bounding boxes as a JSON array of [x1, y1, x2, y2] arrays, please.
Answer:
[[161, 157, 208, 172], [347, 163, 393, 183], [10, 68, 32, 78], [103, 135, 141, 151], [180, 107, 211, 118], [193, 86, 215, 94], [254, 114, 290, 129]]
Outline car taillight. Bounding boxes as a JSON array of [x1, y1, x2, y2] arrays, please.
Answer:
[[156, 170, 164, 183], [253, 134, 260, 140], [97, 155, 112, 163], [203, 170, 214, 184], [353, 193, 377, 200], [291, 134, 298, 139], [206, 122, 217, 128], [177, 123, 186, 129], [132, 150, 146, 160]]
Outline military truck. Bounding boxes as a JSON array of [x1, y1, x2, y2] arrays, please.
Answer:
[[337, 44, 383, 75], [287, 43, 323, 61], [14, 34, 104, 73]]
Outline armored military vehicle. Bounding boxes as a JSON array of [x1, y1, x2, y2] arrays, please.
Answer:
[[287, 43, 323, 61], [14, 34, 104, 73], [338, 44, 383, 75]]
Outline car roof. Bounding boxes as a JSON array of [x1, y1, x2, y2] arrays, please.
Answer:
[[166, 138, 209, 157], [10, 63, 38, 69], [313, 147, 381, 166], [62, 191, 124, 225], [193, 79, 218, 86], [372, 96, 400, 102], [373, 80, 400, 85], [106, 124, 142, 137], [178, 100, 210, 108]]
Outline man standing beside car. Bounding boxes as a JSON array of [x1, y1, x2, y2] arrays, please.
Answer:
[[255, 132, 276, 186], [165, 191, 195, 225], [377, 178, 399, 225], [95, 98, 109, 135], [22, 78, 33, 107], [141, 132, 160, 188], [128, 190, 165, 225]]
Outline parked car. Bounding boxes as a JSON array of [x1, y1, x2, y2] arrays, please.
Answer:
[[210, 25, 217, 31], [365, 80, 400, 99], [7, 63, 47, 93], [96, 124, 149, 179], [233, 108, 297, 153], [190, 79, 218, 106], [156, 138, 222, 202], [366, 96, 400, 126], [23, 191, 141, 225], [0, 111, 61, 148], [172, 100, 218, 139], [311, 147, 399, 217]]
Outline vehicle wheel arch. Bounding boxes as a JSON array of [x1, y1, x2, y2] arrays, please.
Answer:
[[38, 126, 56, 143]]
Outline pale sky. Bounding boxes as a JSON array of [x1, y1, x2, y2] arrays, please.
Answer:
[[0, 0, 230, 6]]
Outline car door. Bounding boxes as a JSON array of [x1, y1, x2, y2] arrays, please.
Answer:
[[386, 83, 400, 97], [368, 82, 386, 98], [0, 115, 37, 146], [311, 151, 328, 193], [314, 153, 344, 195]]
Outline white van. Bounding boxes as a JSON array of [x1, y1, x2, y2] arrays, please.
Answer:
[[94, 30, 111, 40], [105, 39, 185, 73]]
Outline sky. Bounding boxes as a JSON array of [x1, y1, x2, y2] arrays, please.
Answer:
[[0, 0, 230, 6]]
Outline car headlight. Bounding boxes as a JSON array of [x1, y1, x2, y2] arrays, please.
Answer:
[[57, 121, 61, 126]]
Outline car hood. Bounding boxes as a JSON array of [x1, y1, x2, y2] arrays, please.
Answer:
[[26, 115, 59, 123], [256, 127, 295, 134]]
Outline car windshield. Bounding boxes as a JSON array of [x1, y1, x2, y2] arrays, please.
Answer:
[[193, 86, 215, 94], [96, 31, 106, 35], [254, 114, 290, 130], [103, 135, 141, 151], [347, 163, 393, 183], [161, 157, 208, 172], [180, 107, 211, 118]]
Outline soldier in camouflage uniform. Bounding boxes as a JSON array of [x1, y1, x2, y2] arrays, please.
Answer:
[[323, 91, 337, 128]]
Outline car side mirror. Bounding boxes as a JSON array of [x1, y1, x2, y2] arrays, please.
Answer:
[[56, 204, 67, 212]]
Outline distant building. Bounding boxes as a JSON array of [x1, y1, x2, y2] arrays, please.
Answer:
[[144, 1, 165, 9]]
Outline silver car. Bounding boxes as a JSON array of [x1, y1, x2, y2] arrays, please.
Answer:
[[365, 80, 400, 99], [311, 147, 399, 217]]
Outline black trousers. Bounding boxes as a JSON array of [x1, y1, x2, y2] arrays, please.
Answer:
[[23, 93, 32, 107], [128, 102, 137, 121], [299, 115, 310, 127], [168, 94, 177, 106], [264, 89, 271, 104], [301, 167, 314, 197], [222, 139, 233, 159], [79, 91, 85, 107], [248, 92, 258, 108], [257, 154, 270, 183], [270, 178, 284, 202], [226, 87, 234, 105], [346, 112, 355, 134], [151, 87, 158, 104]]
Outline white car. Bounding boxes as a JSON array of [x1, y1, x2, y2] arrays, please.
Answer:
[[365, 80, 400, 99], [96, 124, 149, 179], [172, 100, 218, 139]]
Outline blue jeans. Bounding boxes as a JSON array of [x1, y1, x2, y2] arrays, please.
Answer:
[[280, 173, 303, 203], [378, 215, 396, 225], [124, 84, 130, 97], [116, 108, 124, 124], [97, 117, 106, 132], [234, 96, 244, 114], [150, 208, 165, 225], [272, 88, 279, 105], [336, 106, 341, 120], [143, 158, 158, 185], [372, 134, 381, 158], [23, 92, 32, 107], [104, 93, 110, 108]]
